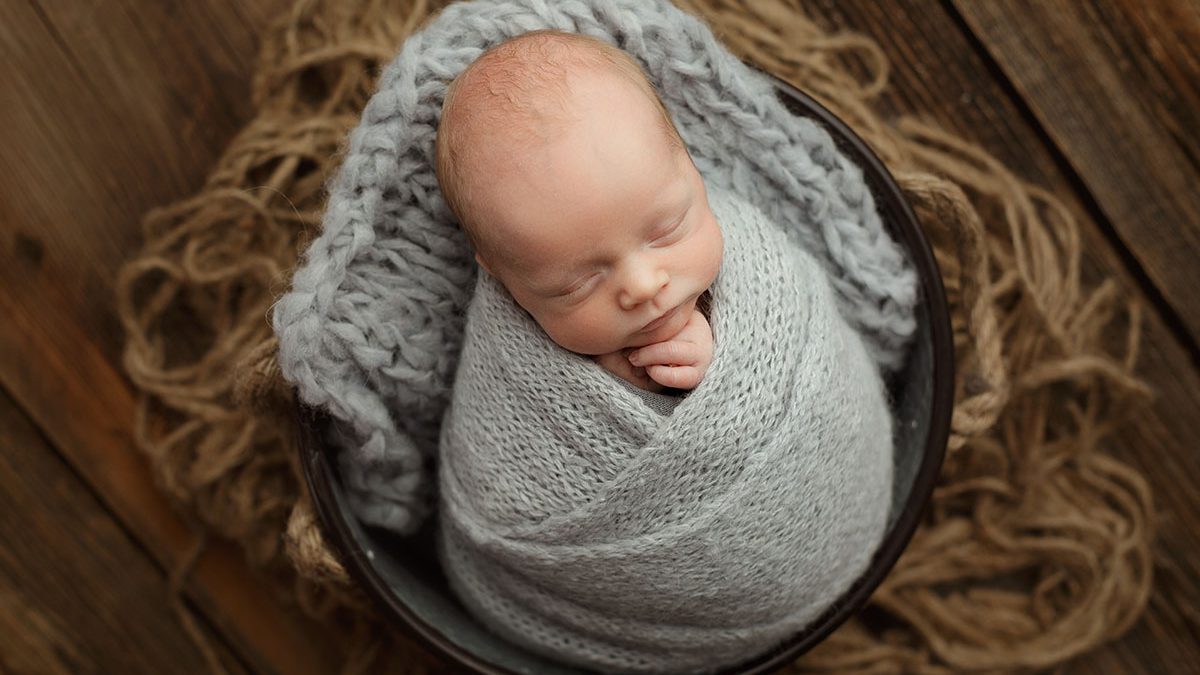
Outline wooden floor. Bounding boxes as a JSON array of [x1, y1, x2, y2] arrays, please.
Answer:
[[2, 0, 1198, 673]]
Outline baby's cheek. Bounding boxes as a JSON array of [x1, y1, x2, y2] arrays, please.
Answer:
[[700, 216, 724, 285], [538, 304, 622, 355]]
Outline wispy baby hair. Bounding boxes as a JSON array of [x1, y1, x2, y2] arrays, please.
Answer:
[[435, 29, 685, 251]]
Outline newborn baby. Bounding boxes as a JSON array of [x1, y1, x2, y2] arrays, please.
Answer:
[[431, 29, 896, 675], [435, 29, 722, 393]]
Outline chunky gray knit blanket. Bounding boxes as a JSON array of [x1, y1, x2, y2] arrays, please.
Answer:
[[438, 188, 893, 673]]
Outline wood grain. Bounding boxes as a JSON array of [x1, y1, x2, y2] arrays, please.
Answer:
[[0, 1, 339, 673], [2, 0, 1198, 671], [799, 1, 1200, 671], [950, 0, 1200, 346], [0, 388, 248, 675]]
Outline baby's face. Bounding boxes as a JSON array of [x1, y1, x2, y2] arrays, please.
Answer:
[[469, 71, 723, 356]]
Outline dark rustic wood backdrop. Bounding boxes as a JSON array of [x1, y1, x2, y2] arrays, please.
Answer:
[[2, 1, 1197, 673]]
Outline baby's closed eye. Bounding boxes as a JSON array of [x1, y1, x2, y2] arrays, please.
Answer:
[[650, 212, 689, 247], [553, 271, 602, 300]]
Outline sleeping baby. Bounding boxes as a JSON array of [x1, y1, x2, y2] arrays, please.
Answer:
[[435, 29, 720, 394], [431, 27, 895, 675], [270, 0, 917, 668]]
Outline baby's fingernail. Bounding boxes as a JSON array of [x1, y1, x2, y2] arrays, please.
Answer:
[[628, 351, 641, 365]]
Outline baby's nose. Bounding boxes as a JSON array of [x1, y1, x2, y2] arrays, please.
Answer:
[[618, 265, 669, 310]]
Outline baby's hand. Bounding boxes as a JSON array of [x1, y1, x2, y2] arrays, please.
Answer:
[[628, 310, 713, 390], [594, 349, 665, 393]]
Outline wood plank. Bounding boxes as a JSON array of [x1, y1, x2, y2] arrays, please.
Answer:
[[0, 386, 248, 675], [950, 0, 1200, 344], [0, 1, 340, 673], [794, 1, 1200, 670], [0, 0, 284, 369]]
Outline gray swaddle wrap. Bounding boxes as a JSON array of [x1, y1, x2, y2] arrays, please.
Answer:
[[438, 189, 893, 673]]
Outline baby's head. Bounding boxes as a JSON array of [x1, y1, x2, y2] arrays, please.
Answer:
[[435, 30, 723, 356]]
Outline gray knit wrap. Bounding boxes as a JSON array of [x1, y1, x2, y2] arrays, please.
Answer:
[[272, 0, 917, 543], [438, 189, 892, 673]]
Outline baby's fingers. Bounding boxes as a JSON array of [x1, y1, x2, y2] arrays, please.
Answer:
[[628, 341, 696, 367], [646, 364, 702, 390]]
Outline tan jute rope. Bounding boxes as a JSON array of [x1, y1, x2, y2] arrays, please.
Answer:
[[115, 0, 1156, 671]]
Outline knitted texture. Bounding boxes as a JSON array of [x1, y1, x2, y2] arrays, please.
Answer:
[[272, 0, 916, 535], [438, 189, 893, 674]]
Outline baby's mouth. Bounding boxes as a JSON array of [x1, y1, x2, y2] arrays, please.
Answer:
[[638, 301, 683, 334]]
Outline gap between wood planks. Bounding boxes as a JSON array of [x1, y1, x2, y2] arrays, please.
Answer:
[[940, 0, 1200, 369], [0, 384, 252, 675], [801, 0, 1200, 669], [0, 0, 339, 671]]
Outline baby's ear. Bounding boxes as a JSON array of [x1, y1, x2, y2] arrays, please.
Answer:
[[474, 252, 492, 275]]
